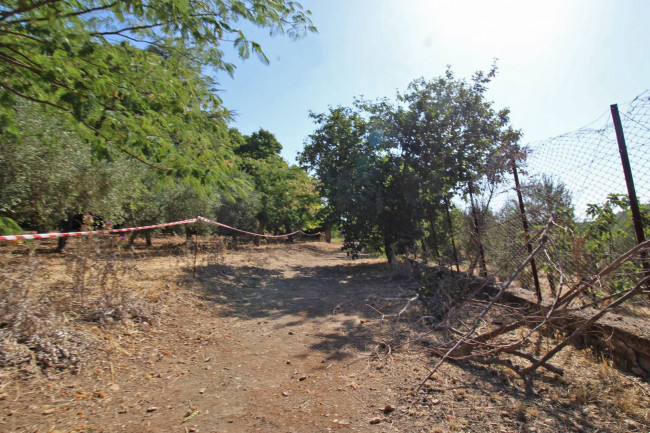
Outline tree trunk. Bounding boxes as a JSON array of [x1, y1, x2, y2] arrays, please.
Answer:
[[56, 237, 68, 252], [468, 181, 488, 278], [254, 220, 266, 247], [427, 206, 440, 260], [127, 231, 138, 248], [384, 232, 395, 263], [420, 238, 429, 263], [443, 196, 460, 272], [325, 226, 332, 243]]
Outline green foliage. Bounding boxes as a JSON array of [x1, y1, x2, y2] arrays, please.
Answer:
[[579, 194, 649, 292], [235, 128, 283, 160], [490, 176, 576, 289], [0, 101, 141, 231], [0, 99, 318, 243], [0, 0, 315, 178], [238, 129, 321, 235], [0, 216, 22, 236], [584, 194, 647, 260], [301, 66, 519, 261]]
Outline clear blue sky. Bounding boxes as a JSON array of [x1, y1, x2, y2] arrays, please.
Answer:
[[218, 0, 650, 165]]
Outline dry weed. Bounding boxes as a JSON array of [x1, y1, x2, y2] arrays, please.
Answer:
[[0, 258, 89, 371], [0, 235, 159, 374]]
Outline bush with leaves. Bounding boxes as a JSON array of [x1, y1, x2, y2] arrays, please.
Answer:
[[0, 101, 141, 233]]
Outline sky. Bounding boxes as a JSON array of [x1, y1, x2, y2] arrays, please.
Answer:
[[217, 0, 650, 165]]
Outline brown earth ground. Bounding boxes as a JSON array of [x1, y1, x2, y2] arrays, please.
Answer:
[[1, 238, 649, 432]]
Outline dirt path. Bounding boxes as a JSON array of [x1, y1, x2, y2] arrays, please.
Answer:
[[166, 242, 421, 432], [2, 241, 649, 432]]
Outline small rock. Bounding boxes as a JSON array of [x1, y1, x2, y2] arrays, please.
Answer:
[[500, 411, 510, 418], [369, 417, 382, 424], [288, 331, 294, 335], [286, 360, 291, 365], [282, 391, 290, 397], [42, 408, 55, 415], [383, 404, 396, 413], [199, 388, 206, 394], [431, 399, 440, 405], [147, 406, 159, 413], [298, 375, 307, 381]]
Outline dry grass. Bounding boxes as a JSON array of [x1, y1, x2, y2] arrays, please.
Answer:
[[0, 237, 648, 432], [0, 235, 188, 374]]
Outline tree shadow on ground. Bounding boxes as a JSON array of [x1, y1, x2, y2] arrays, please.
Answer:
[[187, 255, 421, 361], [190, 259, 418, 322]]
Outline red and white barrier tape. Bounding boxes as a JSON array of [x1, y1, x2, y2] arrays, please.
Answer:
[[197, 216, 305, 238], [0, 218, 198, 241], [0, 217, 321, 241]]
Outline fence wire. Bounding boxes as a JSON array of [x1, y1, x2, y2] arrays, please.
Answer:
[[457, 91, 650, 320]]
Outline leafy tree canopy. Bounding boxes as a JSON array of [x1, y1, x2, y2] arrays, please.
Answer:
[[0, 0, 315, 180], [0, 101, 142, 231], [234, 128, 320, 237], [234, 128, 283, 160], [301, 66, 520, 260]]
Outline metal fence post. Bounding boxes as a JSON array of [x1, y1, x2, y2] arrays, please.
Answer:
[[511, 160, 542, 302], [610, 104, 650, 285]]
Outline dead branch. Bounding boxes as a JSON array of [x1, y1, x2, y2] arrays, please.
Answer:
[[414, 216, 555, 392], [522, 274, 650, 376]]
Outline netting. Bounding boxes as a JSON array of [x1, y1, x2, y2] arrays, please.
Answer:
[[452, 91, 650, 320]]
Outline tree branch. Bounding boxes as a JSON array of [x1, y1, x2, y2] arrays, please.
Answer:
[[0, 82, 170, 173], [0, 0, 62, 22]]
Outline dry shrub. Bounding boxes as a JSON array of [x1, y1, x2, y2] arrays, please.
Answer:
[[84, 292, 157, 325], [0, 259, 90, 371], [0, 235, 158, 373]]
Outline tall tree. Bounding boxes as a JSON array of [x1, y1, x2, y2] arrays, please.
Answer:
[[301, 66, 520, 263], [235, 128, 283, 160], [300, 105, 422, 260]]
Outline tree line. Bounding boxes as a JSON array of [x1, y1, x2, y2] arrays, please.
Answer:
[[2, 0, 646, 277], [0, 100, 321, 247]]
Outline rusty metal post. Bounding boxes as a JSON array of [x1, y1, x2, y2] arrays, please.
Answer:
[[610, 104, 650, 283], [512, 161, 542, 302]]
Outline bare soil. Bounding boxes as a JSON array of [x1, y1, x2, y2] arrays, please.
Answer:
[[1, 239, 649, 432]]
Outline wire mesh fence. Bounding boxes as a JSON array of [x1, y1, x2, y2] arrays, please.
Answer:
[[453, 91, 650, 321]]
